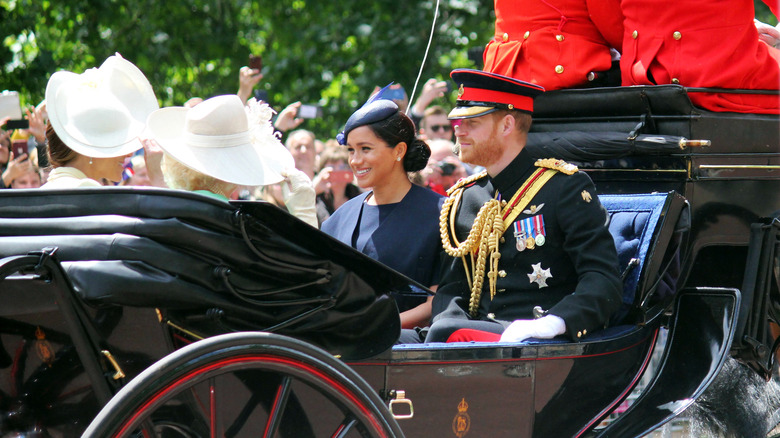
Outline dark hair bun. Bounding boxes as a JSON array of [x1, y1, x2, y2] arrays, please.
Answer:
[[403, 139, 430, 172]]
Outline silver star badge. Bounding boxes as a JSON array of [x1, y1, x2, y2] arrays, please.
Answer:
[[527, 263, 552, 288]]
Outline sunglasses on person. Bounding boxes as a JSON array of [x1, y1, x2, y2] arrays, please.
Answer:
[[429, 124, 452, 133]]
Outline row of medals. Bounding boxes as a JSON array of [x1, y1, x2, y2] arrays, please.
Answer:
[[514, 231, 546, 252]]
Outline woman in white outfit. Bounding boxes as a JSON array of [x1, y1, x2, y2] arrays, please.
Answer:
[[145, 94, 318, 227], [41, 53, 158, 189]]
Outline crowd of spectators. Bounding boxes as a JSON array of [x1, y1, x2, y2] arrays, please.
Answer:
[[0, 56, 470, 217]]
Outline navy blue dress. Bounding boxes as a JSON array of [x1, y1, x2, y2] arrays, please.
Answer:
[[321, 184, 445, 311]]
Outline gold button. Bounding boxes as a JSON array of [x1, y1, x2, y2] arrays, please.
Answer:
[[502, 32, 509, 42], [577, 331, 582, 338], [523, 31, 530, 40], [555, 65, 564, 74], [500, 237, 505, 243], [583, 329, 587, 335], [487, 313, 496, 319], [671, 78, 680, 84], [631, 30, 638, 39], [673, 31, 682, 40], [556, 34, 564, 42], [498, 270, 507, 278]]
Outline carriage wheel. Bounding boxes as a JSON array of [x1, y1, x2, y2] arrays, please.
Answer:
[[82, 332, 403, 438]]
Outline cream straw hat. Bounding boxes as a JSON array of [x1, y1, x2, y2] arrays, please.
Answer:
[[146, 95, 294, 186]]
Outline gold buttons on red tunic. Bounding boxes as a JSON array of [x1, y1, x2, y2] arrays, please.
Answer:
[[502, 32, 509, 42], [671, 78, 680, 84], [632, 30, 638, 39], [555, 65, 564, 74], [673, 31, 682, 40], [523, 31, 530, 40], [556, 34, 564, 42]]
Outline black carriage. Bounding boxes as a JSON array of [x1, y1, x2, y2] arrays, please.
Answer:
[[0, 84, 778, 437]]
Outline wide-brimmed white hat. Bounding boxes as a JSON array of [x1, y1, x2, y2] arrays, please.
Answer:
[[146, 95, 294, 186], [45, 53, 158, 158]]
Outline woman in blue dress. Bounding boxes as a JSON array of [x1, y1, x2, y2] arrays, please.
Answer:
[[321, 95, 445, 329]]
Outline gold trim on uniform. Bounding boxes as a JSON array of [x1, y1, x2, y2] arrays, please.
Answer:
[[535, 158, 578, 175], [441, 168, 558, 316]]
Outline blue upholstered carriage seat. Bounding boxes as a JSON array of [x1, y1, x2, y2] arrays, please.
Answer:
[[600, 193, 673, 323], [394, 191, 678, 349]]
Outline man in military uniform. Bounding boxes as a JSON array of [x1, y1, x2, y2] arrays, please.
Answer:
[[418, 69, 622, 343]]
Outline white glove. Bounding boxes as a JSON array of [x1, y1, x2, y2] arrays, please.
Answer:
[[280, 167, 318, 228], [499, 315, 566, 343]]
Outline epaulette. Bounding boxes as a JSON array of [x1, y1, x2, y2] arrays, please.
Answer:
[[534, 158, 578, 175], [446, 170, 488, 196]]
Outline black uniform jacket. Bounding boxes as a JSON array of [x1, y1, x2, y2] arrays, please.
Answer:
[[432, 149, 622, 340]]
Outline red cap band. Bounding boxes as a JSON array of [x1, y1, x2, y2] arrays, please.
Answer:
[[458, 88, 535, 113]]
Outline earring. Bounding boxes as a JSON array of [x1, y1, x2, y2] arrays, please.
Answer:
[[396, 157, 401, 162]]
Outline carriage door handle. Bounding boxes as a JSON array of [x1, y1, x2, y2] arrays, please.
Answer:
[[388, 390, 414, 420], [101, 350, 126, 380]]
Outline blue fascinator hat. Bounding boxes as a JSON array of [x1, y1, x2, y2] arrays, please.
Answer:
[[336, 84, 399, 145]]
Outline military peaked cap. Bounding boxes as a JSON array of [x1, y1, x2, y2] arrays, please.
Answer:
[[449, 69, 545, 119]]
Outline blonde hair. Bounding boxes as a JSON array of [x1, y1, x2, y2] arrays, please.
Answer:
[[161, 154, 237, 197]]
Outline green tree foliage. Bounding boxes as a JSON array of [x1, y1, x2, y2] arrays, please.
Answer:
[[2, 1, 776, 139], [0, 0, 494, 139]]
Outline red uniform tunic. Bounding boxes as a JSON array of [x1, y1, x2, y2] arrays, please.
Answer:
[[620, 0, 780, 114], [483, 0, 616, 90]]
